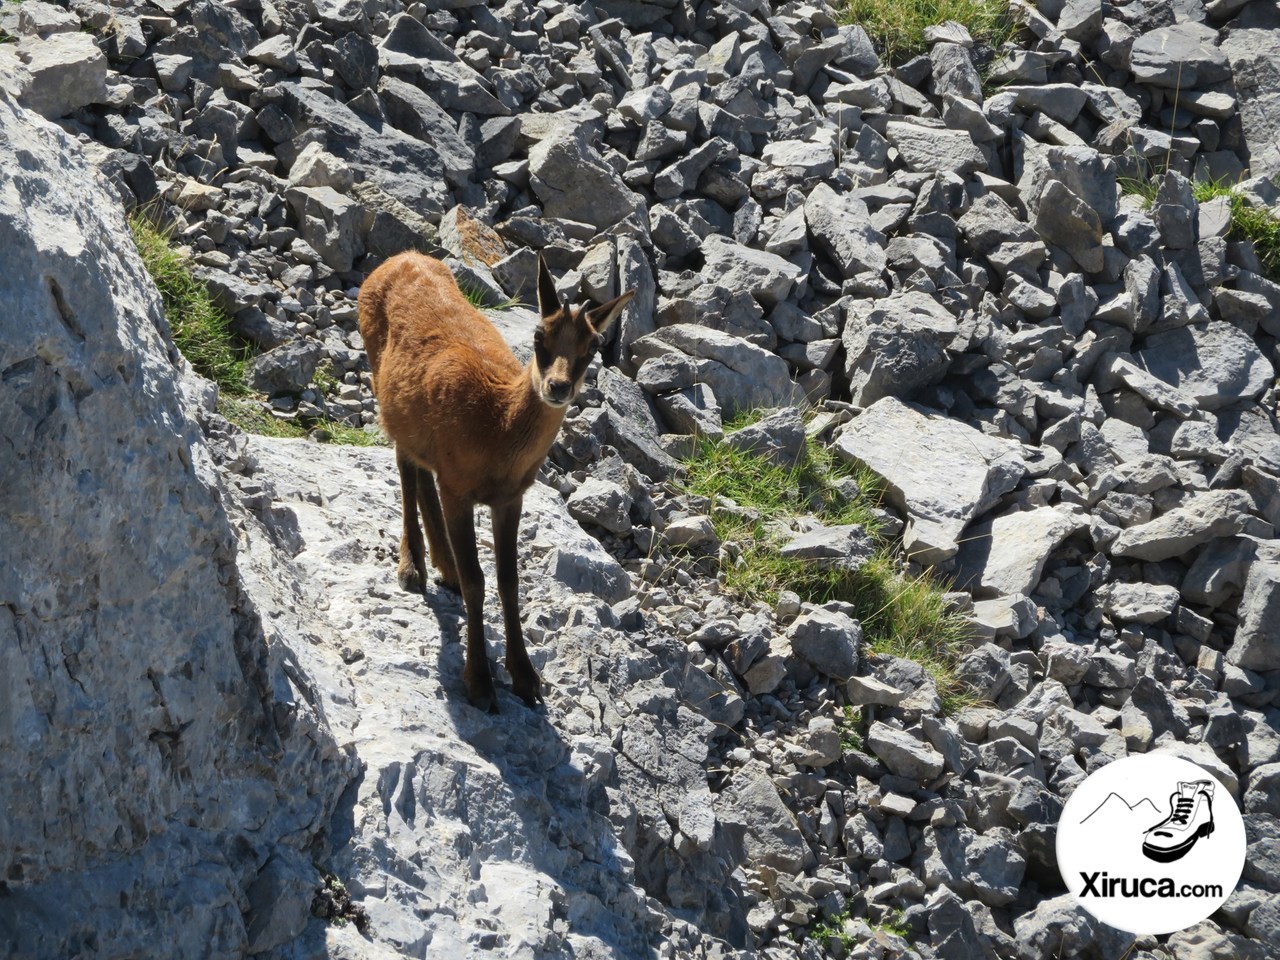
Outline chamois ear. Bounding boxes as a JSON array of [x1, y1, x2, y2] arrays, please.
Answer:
[[536, 254, 560, 319], [585, 289, 636, 335]]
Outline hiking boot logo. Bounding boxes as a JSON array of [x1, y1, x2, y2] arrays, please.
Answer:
[[1142, 780, 1215, 863], [1056, 753, 1246, 937]]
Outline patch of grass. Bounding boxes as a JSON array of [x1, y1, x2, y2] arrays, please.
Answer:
[[1196, 179, 1280, 281], [681, 412, 973, 711], [838, 0, 1016, 64], [219, 396, 386, 447], [131, 211, 385, 448], [807, 910, 858, 952], [128, 211, 250, 396], [1119, 174, 1280, 281], [839, 706, 863, 752], [875, 908, 911, 939], [459, 280, 520, 312], [311, 359, 340, 396]]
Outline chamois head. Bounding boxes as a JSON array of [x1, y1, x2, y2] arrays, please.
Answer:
[[532, 254, 635, 409]]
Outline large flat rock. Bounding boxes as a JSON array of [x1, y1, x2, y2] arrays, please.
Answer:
[[955, 506, 1087, 598], [835, 399, 1026, 565], [240, 438, 748, 957], [1110, 489, 1258, 561], [1134, 322, 1274, 411]]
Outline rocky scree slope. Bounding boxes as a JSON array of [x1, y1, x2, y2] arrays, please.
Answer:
[[3, 0, 1280, 958]]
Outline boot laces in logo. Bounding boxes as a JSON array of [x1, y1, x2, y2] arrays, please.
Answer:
[[1057, 753, 1245, 935]]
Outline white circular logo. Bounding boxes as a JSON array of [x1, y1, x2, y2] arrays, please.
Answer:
[[1057, 753, 1246, 935]]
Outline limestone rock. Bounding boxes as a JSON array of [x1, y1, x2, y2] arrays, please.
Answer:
[[955, 506, 1086, 598], [1134, 323, 1275, 411], [1129, 22, 1231, 88], [1228, 560, 1280, 671], [9, 31, 107, 119], [700, 234, 803, 309], [631, 324, 803, 417], [842, 290, 960, 405], [867, 723, 946, 780], [529, 129, 645, 230], [836, 399, 1025, 564], [1110, 490, 1257, 561], [0, 94, 348, 957], [804, 182, 888, 279]]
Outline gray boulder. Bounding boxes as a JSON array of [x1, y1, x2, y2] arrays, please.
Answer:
[[1102, 582, 1180, 623], [842, 290, 960, 405], [867, 723, 946, 780], [631, 324, 803, 418], [804, 183, 888, 278], [1228, 560, 1280, 671], [722, 763, 814, 873], [248, 340, 324, 396], [1129, 21, 1231, 88], [1014, 894, 1136, 959], [700, 234, 803, 309], [725, 407, 806, 468], [7, 31, 107, 119], [567, 478, 633, 535], [529, 129, 644, 230], [955, 506, 1086, 598], [786, 607, 863, 679], [1220, 5, 1280, 180], [1135, 323, 1274, 411], [836, 399, 1025, 564], [0, 93, 346, 957], [281, 79, 451, 219], [1033, 180, 1104, 273], [885, 120, 987, 175], [1110, 490, 1257, 561], [780, 524, 876, 574]]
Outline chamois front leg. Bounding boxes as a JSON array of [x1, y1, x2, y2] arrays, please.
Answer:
[[439, 489, 498, 713], [493, 498, 541, 708], [396, 450, 427, 593], [414, 466, 460, 592]]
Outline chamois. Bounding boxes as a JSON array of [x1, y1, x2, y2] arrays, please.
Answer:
[[359, 252, 635, 713]]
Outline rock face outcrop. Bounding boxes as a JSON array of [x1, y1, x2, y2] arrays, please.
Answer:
[[0, 91, 352, 957]]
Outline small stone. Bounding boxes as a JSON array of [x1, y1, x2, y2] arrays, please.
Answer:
[[566, 478, 632, 535], [665, 516, 718, 551], [787, 607, 862, 680], [867, 722, 945, 780]]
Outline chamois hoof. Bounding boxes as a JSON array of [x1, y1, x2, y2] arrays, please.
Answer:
[[397, 565, 425, 594], [433, 574, 461, 595], [511, 673, 544, 710], [465, 671, 500, 715]]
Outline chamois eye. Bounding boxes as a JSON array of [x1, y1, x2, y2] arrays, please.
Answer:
[[533, 329, 552, 368]]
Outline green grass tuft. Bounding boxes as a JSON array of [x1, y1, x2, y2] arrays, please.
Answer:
[[128, 211, 251, 396], [839, 706, 863, 752], [459, 280, 521, 312], [130, 212, 386, 448], [1194, 179, 1280, 281], [681, 412, 973, 711], [219, 396, 387, 447], [838, 0, 1016, 64], [1119, 174, 1280, 281]]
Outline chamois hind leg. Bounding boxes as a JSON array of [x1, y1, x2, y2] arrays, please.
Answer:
[[493, 498, 541, 708], [396, 450, 428, 593], [415, 467, 460, 592], [439, 489, 498, 714]]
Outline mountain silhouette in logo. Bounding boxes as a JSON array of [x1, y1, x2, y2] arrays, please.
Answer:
[[1079, 792, 1162, 827]]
